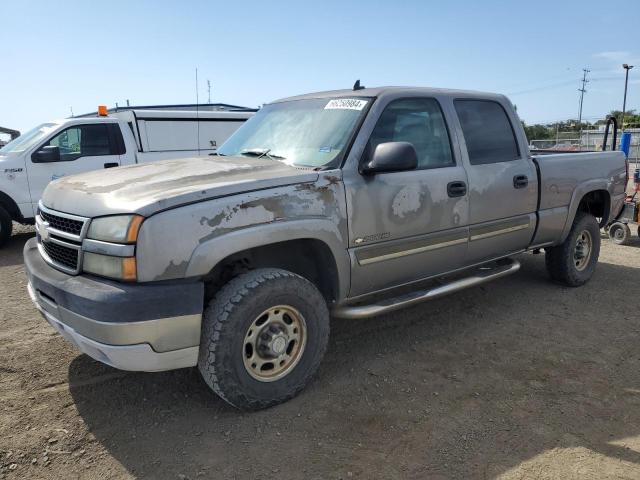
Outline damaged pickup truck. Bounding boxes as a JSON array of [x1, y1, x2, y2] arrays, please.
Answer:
[[24, 86, 627, 410]]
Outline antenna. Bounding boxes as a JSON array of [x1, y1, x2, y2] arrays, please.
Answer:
[[195, 68, 201, 155], [353, 79, 365, 91], [126, 99, 130, 107], [70, 106, 74, 117], [207, 80, 212, 104]]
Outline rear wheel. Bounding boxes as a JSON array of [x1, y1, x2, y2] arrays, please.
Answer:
[[0, 206, 12, 248], [608, 221, 631, 245], [545, 212, 600, 287], [198, 268, 330, 410]]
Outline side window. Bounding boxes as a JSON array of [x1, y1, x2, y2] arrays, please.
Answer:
[[368, 98, 454, 169], [454, 100, 519, 165], [47, 124, 112, 161]]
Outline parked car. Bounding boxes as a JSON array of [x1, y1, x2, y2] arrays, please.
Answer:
[[24, 86, 627, 410], [0, 107, 254, 246]]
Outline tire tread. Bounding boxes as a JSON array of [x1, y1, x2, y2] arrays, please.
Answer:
[[545, 212, 600, 287], [198, 268, 329, 410]]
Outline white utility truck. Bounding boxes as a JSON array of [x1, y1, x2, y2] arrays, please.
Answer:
[[0, 106, 255, 246]]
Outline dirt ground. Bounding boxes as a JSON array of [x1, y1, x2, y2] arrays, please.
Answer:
[[1, 224, 640, 480]]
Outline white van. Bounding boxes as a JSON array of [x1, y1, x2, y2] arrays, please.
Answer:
[[0, 107, 254, 246]]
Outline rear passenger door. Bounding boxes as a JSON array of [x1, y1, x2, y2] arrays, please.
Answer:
[[453, 99, 537, 263]]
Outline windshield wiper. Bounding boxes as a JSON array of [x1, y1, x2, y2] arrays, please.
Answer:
[[239, 148, 286, 160]]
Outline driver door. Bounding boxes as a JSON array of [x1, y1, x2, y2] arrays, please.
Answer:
[[28, 123, 121, 210], [344, 97, 469, 297]]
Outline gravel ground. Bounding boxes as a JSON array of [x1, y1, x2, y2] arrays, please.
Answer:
[[1, 223, 640, 479]]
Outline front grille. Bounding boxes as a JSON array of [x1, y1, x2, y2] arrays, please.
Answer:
[[40, 210, 84, 236], [41, 241, 79, 270]]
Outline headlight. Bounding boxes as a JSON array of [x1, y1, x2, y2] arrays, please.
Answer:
[[87, 215, 144, 243], [83, 252, 137, 281]]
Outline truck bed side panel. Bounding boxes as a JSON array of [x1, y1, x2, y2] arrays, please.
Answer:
[[531, 151, 626, 246]]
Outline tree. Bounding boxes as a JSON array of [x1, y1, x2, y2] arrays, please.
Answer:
[[595, 110, 640, 128]]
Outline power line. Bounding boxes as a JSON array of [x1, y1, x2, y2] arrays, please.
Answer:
[[506, 74, 625, 97]]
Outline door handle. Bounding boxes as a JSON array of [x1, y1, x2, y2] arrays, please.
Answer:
[[447, 181, 467, 198], [513, 175, 528, 189], [104, 162, 119, 169]]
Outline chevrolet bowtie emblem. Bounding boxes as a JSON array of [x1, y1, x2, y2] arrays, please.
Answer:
[[38, 221, 50, 242]]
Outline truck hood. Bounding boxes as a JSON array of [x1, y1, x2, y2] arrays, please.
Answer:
[[41, 156, 319, 217]]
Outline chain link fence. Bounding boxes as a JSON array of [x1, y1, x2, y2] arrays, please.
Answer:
[[529, 128, 640, 162]]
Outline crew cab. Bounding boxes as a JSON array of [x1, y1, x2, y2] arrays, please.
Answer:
[[24, 86, 627, 410], [0, 107, 254, 246]]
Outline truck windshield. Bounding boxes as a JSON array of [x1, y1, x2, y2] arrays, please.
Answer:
[[0, 123, 57, 154], [218, 98, 370, 168]]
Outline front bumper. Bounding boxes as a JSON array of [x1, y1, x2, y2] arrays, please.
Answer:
[[24, 238, 204, 372]]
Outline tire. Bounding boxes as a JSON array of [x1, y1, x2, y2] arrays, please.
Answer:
[[545, 212, 600, 287], [198, 268, 330, 410], [608, 221, 631, 245], [0, 206, 12, 248]]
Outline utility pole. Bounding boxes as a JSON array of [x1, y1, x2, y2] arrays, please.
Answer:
[[207, 80, 212, 104], [577, 68, 589, 127], [577, 68, 589, 150], [622, 64, 634, 132]]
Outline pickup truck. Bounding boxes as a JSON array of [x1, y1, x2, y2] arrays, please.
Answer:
[[24, 86, 627, 410], [0, 107, 254, 247]]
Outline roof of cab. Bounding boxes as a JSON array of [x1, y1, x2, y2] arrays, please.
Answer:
[[272, 86, 508, 104]]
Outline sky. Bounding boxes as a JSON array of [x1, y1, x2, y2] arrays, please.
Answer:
[[1, 0, 639, 133]]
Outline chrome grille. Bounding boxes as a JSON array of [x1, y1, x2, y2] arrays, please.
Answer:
[[39, 209, 84, 236], [36, 203, 89, 275], [41, 240, 79, 270]]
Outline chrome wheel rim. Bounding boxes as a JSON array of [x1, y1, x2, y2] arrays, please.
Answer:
[[574, 229, 592, 271], [243, 305, 307, 382]]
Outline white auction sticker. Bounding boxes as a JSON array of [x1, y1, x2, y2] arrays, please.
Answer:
[[324, 99, 368, 111]]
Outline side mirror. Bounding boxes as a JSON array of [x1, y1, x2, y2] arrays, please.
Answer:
[[32, 146, 61, 163], [361, 142, 418, 175]]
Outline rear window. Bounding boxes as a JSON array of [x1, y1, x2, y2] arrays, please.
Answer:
[[454, 100, 519, 165]]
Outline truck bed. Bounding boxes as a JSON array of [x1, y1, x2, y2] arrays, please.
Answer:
[[530, 150, 627, 247]]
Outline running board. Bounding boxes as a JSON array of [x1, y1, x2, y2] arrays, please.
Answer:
[[332, 258, 521, 319]]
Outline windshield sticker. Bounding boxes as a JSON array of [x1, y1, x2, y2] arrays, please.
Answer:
[[325, 99, 368, 111], [319, 145, 333, 153]]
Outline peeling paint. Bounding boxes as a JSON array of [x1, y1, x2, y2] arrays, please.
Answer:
[[114, 168, 348, 283], [41, 156, 319, 218], [158, 260, 189, 280], [196, 176, 343, 246], [391, 186, 423, 218]]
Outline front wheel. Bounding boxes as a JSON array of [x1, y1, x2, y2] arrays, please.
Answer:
[[545, 212, 600, 287], [608, 221, 631, 245], [198, 268, 330, 410]]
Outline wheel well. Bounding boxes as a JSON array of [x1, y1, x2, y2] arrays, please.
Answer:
[[203, 239, 340, 304], [577, 190, 610, 227], [0, 191, 22, 222]]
